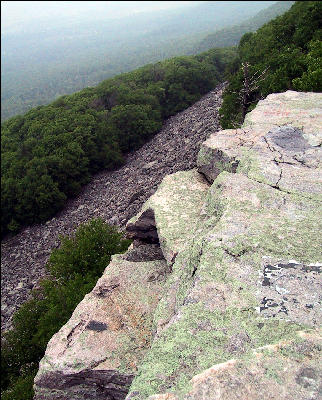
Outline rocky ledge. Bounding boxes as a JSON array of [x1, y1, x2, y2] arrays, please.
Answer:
[[34, 91, 321, 400]]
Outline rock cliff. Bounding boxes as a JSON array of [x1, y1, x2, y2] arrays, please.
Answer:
[[34, 91, 322, 400]]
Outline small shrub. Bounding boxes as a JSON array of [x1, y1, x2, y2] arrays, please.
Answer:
[[47, 218, 131, 281]]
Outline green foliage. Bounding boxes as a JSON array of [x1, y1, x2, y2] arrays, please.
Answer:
[[1, 370, 37, 400], [1, 218, 131, 399], [47, 218, 130, 281], [292, 39, 322, 91], [220, 1, 322, 128], [107, 104, 162, 152], [1, 48, 235, 237], [32, 275, 96, 349]]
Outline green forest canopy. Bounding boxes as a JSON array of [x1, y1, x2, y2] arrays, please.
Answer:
[[1, 48, 236, 237]]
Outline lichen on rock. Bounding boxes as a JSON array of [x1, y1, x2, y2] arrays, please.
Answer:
[[34, 91, 322, 400], [145, 329, 322, 400], [126, 169, 321, 398]]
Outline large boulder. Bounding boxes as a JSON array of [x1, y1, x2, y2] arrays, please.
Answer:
[[34, 254, 170, 400], [197, 91, 322, 196]]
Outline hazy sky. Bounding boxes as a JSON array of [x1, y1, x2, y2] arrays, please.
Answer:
[[1, 1, 203, 32]]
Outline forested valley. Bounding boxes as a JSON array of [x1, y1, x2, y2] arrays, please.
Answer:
[[2, 1, 321, 239], [2, 1, 276, 121]]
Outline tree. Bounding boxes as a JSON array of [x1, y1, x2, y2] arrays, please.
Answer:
[[239, 62, 268, 119]]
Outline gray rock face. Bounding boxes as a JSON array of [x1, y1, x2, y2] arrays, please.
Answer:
[[35, 369, 133, 400], [197, 90, 322, 194], [242, 90, 322, 144], [197, 129, 241, 183], [34, 90, 321, 400], [266, 126, 312, 152], [198, 126, 321, 196], [124, 243, 165, 263], [248, 126, 322, 194]]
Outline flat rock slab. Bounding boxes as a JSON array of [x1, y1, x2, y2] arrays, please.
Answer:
[[198, 125, 322, 196], [242, 90, 322, 146], [244, 126, 322, 195]]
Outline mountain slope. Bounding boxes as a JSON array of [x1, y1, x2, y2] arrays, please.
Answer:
[[194, 1, 294, 52], [1, 1, 273, 121]]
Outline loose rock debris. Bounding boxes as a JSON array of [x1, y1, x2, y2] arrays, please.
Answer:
[[1, 83, 226, 332]]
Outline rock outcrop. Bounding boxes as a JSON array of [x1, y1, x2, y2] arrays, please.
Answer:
[[34, 254, 170, 400], [34, 91, 321, 400]]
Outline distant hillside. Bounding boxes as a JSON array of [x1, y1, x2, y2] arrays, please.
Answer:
[[1, 1, 273, 121], [219, 1, 322, 128], [195, 1, 294, 52]]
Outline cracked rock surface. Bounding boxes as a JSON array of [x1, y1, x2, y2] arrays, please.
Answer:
[[247, 125, 322, 194], [1, 83, 226, 332], [197, 91, 322, 196], [124, 91, 321, 398], [27, 90, 322, 399]]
